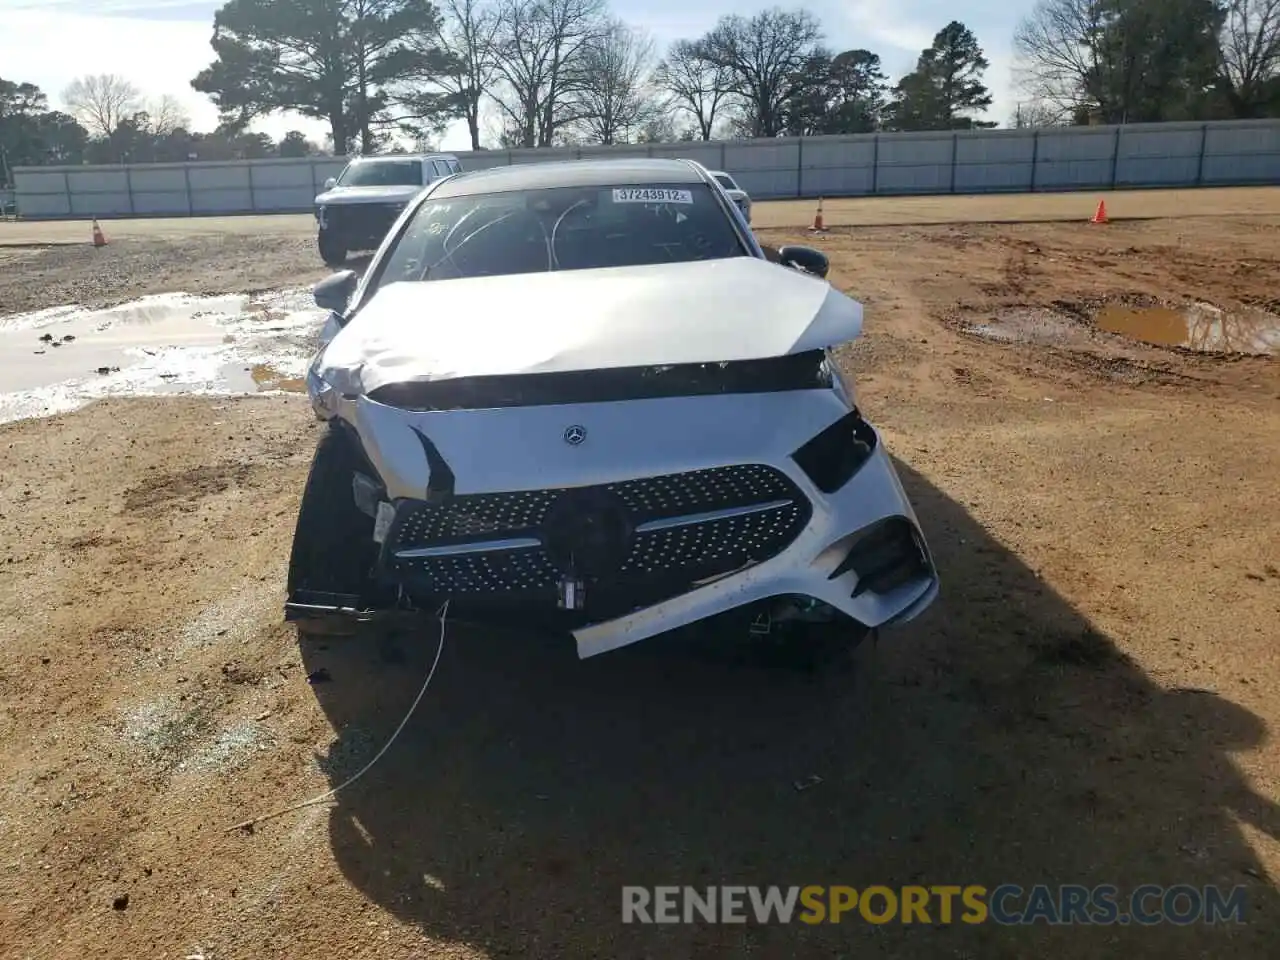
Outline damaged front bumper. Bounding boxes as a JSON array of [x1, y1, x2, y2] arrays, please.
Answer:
[[286, 387, 939, 659]]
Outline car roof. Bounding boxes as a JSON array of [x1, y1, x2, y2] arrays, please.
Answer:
[[430, 157, 708, 198]]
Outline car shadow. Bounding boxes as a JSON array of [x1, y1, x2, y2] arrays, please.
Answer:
[[300, 457, 1280, 957]]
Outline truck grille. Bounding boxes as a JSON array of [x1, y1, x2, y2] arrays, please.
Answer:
[[328, 202, 406, 240], [382, 464, 811, 612]]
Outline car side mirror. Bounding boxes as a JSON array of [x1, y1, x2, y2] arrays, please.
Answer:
[[323, 176, 337, 191], [314, 269, 358, 318], [777, 244, 829, 279]]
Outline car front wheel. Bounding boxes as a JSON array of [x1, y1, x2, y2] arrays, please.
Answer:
[[318, 229, 348, 267]]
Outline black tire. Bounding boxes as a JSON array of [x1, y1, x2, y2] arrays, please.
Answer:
[[318, 229, 348, 267], [286, 425, 379, 626]]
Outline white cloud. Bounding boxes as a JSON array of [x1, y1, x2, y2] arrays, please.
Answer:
[[841, 0, 938, 58], [833, 0, 1018, 124]]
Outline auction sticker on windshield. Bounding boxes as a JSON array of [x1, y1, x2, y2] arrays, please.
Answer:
[[612, 188, 693, 204]]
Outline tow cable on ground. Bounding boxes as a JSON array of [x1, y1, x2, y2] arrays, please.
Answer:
[[225, 599, 451, 834]]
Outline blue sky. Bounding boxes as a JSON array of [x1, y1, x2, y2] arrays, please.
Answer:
[[1, 0, 1026, 148]]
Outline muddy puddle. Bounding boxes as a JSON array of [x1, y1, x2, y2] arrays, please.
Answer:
[[1096, 303, 1279, 355], [963, 300, 1279, 357], [0, 290, 326, 424]]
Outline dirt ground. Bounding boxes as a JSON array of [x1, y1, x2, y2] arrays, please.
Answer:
[[1, 192, 1279, 959]]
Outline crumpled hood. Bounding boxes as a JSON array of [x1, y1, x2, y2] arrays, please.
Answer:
[[314, 256, 863, 396], [314, 184, 423, 206]]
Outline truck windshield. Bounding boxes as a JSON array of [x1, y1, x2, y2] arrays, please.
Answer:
[[337, 159, 424, 187], [375, 182, 748, 286]]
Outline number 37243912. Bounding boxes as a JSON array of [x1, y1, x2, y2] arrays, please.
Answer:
[[612, 187, 693, 204]]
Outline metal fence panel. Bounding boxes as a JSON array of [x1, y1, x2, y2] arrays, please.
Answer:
[[873, 132, 954, 194], [191, 188, 254, 214], [12, 119, 1280, 218], [129, 167, 188, 191], [13, 189, 70, 218], [801, 135, 875, 197], [132, 189, 189, 215], [646, 141, 723, 167], [460, 151, 512, 170], [1115, 123, 1203, 185], [187, 164, 250, 191], [1201, 124, 1280, 184], [575, 144, 652, 160], [954, 130, 1036, 192]]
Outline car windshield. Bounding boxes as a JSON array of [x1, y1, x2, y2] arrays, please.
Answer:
[[374, 182, 748, 285], [338, 159, 424, 187], [713, 173, 738, 190]]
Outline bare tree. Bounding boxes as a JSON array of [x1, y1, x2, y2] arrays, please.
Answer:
[[62, 74, 142, 137], [490, 0, 607, 147], [410, 0, 501, 149], [1016, 0, 1231, 124], [1010, 99, 1071, 126], [570, 19, 656, 144], [1012, 0, 1109, 120], [1218, 0, 1280, 115], [144, 95, 191, 136], [490, 0, 546, 146], [696, 9, 823, 138], [652, 39, 733, 140], [635, 112, 684, 142]]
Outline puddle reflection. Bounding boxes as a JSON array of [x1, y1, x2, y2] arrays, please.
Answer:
[[1098, 303, 1279, 356]]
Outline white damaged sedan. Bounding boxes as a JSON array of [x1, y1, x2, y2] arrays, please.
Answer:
[[288, 157, 939, 663]]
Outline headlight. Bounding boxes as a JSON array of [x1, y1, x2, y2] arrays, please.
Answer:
[[306, 346, 364, 421], [306, 353, 346, 420], [306, 366, 338, 420]]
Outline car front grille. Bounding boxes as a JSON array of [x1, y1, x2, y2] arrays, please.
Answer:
[[382, 464, 812, 615]]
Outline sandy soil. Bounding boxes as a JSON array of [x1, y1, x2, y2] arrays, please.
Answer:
[[1, 193, 1279, 959]]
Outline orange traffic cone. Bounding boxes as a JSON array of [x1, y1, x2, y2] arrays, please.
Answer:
[[1090, 199, 1108, 224], [811, 196, 825, 231], [91, 219, 107, 247]]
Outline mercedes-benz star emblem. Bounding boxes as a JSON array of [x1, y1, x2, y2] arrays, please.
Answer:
[[563, 425, 587, 446]]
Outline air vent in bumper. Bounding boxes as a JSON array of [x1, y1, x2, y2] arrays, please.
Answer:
[[828, 516, 931, 598]]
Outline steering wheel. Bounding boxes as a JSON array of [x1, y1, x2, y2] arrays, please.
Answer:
[[550, 199, 593, 269]]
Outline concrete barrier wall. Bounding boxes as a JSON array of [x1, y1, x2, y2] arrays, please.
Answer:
[[13, 119, 1280, 219]]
